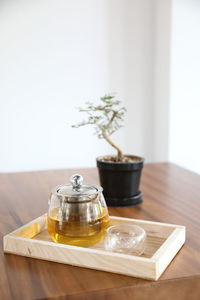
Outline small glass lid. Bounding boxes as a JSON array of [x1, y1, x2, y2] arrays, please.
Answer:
[[53, 174, 102, 198]]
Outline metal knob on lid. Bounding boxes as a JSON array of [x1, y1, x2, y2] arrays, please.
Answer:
[[70, 174, 83, 190], [53, 174, 103, 202]]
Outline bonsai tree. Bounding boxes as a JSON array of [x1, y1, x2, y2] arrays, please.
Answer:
[[72, 94, 126, 162]]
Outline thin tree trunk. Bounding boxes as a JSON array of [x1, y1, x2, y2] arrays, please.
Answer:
[[102, 131, 123, 161]]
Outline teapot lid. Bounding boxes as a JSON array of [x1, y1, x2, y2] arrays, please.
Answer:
[[53, 174, 103, 198]]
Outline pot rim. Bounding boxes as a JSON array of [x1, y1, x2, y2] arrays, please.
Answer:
[[96, 154, 145, 165]]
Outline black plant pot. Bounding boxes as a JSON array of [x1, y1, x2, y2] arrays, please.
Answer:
[[96, 155, 144, 207]]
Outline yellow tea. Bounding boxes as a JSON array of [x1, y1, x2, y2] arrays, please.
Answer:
[[47, 207, 110, 247]]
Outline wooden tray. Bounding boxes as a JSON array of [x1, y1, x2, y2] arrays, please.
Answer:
[[3, 214, 185, 280]]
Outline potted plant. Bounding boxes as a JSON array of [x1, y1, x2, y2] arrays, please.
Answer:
[[72, 95, 144, 206]]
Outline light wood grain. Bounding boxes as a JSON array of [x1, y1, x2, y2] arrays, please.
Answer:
[[3, 214, 185, 280], [152, 227, 186, 279]]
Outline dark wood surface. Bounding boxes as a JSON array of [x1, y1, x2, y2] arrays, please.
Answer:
[[0, 163, 200, 300]]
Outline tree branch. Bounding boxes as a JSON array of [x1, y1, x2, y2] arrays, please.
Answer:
[[102, 130, 123, 161], [107, 110, 118, 129]]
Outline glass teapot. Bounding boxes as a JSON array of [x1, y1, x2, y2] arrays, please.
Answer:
[[47, 174, 110, 247]]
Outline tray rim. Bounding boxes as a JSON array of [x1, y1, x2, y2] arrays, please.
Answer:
[[3, 214, 186, 280]]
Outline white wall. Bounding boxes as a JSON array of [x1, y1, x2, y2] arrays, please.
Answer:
[[1, 0, 162, 172], [169, 0, 200, 174], [121, 0, 155, 162], [107, 0, 171, 163], [0, 0, 113, 172], [153, 0, 171, 162], [3, 0, 198, 174]]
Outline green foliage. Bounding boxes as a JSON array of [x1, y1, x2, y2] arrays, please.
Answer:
[[72, 94, 126, 139]]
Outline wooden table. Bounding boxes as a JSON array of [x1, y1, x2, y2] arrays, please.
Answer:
[[0, 163, 200, 300]]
